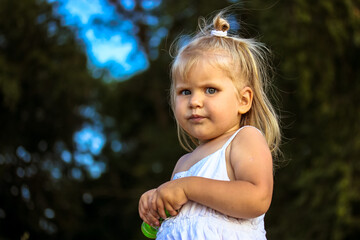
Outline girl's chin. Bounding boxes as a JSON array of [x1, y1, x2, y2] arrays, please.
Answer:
[[191, 134, 214, 143]]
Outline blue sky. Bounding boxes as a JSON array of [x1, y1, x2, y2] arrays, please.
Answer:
[[51, 0, 151, 80], [47, 0, 164, 178], [46, 0, 167, 179]]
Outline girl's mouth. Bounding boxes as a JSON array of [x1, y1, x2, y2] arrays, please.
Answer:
[[188, 114, 205, 122]]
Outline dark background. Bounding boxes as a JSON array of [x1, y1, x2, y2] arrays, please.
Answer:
[[0, 0, 359, 239]]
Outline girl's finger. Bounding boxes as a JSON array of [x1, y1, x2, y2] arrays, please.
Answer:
[[150, 193, 157, 212], [149, 206, 160, 221], [141, 208, 159, 226], [139, 201, 146, 218], [156, 198, 166, 220], [139, 206, 148, 222], [147, 212, 160, 227], [163, 203, 179, 217]]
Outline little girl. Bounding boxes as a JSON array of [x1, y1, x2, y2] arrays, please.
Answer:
[[139, 10, 281, 239]]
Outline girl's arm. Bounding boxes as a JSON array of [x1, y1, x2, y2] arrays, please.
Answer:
[[154, 127, 273, 219], [139, 154, 190, 226]]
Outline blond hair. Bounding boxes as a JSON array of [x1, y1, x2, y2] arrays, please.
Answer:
[[170, 11, 281, 157]]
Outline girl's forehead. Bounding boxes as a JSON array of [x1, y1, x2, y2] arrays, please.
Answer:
[[175, 65, 238, 92], [176, 55, 233, 83]]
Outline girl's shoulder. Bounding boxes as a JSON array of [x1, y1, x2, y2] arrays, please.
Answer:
[[237, 125, 264, 136], [171, 153, 191, 179], [232, 126, 267, 149], [229, 126, 272, 179]]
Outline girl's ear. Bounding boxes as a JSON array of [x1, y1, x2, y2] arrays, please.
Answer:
[[238, 87, 253, 114]]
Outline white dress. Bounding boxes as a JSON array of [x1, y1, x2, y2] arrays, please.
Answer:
[[156, 126, 267, 240]]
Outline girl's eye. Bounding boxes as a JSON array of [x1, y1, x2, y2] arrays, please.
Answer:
[[206, 88, 217, 94], [181, 90, 191, 95]]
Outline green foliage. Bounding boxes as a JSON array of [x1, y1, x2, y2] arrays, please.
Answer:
[[0, 0, 359, 239], [0, 0, 104, 239], [251, 0, 360, 239], [104, 0, 360, 239]]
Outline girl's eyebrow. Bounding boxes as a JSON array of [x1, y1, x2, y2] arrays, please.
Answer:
[[196, 81, 223, 88], [175, 83, 189, 89], [175, 77, 226, 88]]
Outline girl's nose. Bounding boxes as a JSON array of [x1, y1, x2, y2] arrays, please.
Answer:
[[189, 93, 203, 108]]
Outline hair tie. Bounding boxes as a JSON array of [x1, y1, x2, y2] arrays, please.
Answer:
[[211, 30, 227, 37]]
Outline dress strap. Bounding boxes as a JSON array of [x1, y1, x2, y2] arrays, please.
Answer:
[[221, 125, 263, 150]]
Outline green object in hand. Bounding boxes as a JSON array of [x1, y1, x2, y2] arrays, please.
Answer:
[[141, 209, 171, 239], [141, 222, 158, 239]]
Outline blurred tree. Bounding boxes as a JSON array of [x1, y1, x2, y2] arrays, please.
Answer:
[[104, 0, 360, 239], [252, 1, 360, 239], [1, 0, 359, 239], [0, 0, 104, 239]]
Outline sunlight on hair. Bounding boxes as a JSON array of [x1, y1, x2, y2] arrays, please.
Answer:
[[169, 11, 281, 158]]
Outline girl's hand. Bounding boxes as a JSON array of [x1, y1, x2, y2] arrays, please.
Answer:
[[139, 189, 161, 227], [151, 178, 188, 219]]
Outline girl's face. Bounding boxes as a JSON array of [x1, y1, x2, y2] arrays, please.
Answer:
[[174, 60, 244, 143]]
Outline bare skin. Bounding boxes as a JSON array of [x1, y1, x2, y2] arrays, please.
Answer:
[[138, 127, 273, 227], [139, 60, 273, 227]]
